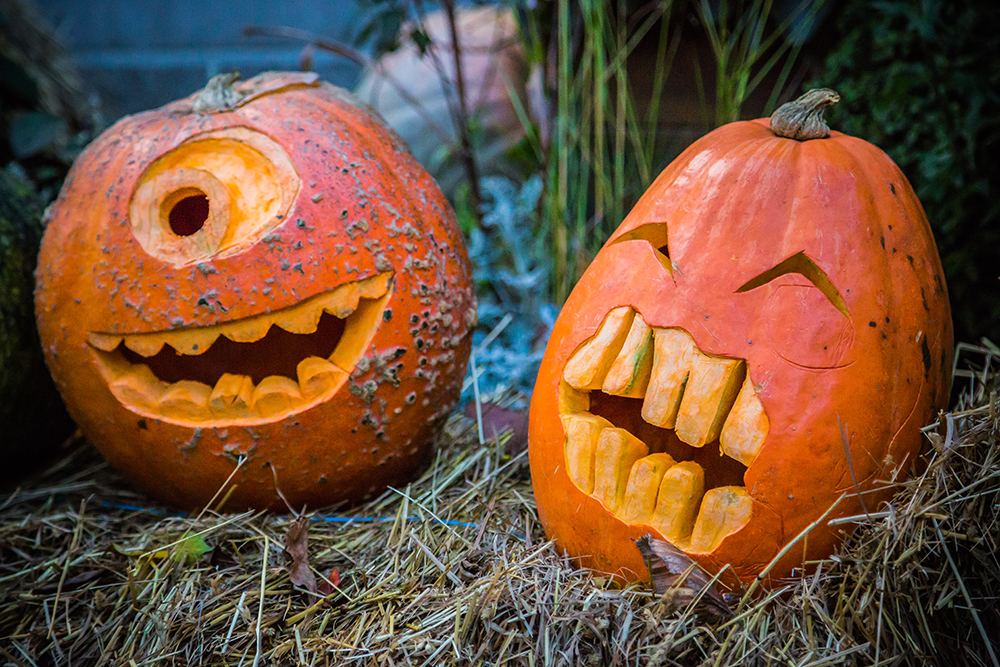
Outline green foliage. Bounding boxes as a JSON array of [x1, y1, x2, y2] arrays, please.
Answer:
[[817, 0, 1000, 343]]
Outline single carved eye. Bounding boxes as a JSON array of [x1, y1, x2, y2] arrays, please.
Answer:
[[737, 252, 854, 370], [129, 127, 301, 267], [610, 222, 674, 278]]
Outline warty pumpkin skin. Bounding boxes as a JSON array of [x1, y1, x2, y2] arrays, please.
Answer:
[[35, 72, 476, 511], [528, 90, 953, 587]]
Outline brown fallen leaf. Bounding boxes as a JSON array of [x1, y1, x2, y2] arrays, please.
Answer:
[[283, 515, 317, 593], [463, 400, 529, 455], [634, 534, 733, 622]]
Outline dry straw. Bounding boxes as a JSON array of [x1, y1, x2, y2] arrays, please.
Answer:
[[2, 343, 998, 665]]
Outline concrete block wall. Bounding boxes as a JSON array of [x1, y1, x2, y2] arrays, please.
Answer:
[[37, 0, 367, 123]]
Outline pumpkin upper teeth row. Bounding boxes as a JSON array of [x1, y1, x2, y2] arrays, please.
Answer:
[[88, 272, 392, 426], [559, 306, 769, 553]]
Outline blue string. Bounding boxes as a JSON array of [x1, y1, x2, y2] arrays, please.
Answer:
[[95, 500, 477, 529]]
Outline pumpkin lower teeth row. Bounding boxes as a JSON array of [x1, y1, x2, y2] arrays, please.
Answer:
[[88, 273, 392, 426], [559, 306, 769, 552]]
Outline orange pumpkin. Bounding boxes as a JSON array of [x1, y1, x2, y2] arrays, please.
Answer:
[[35, 72, 476, 511], [528, 90, 953, 587]]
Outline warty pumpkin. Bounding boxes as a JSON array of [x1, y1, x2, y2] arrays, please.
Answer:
[[528, 89, 953, 587], [35, 71, 476, 511]]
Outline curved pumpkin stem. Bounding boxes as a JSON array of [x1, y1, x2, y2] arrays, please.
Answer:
[[191, 72, 244, 113], [769, 89, 840, 140]]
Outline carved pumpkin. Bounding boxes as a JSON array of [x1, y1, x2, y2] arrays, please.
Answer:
[[528, 90, 953, 586], [35, 72, 476, 511]]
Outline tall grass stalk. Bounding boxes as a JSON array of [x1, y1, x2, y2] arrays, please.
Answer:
[[534, 0, 683, 302], [525, 0, 822, 303], [696, 0, 825, 125]]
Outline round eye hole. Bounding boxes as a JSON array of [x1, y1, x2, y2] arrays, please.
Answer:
[[166, 189, 210, 236], [129, 127, 300, 267]]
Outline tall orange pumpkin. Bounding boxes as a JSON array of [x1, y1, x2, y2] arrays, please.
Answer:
[[35, 72, 476, 511], [528, 90, 953, 586]]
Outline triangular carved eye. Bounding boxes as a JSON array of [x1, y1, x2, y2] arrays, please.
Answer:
[[736, 252, 849, 318], [610, 223, 673, 278]]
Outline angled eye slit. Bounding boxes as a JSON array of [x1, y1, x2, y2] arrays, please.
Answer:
[[610, 223, 672, 277], [736, 251, 849, 318]]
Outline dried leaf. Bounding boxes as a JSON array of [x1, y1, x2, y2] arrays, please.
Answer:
[[634, 534, 733, 621], [317, 567, 342, 597], [283, 516, 317, 593], [464, 401, 529, 454]]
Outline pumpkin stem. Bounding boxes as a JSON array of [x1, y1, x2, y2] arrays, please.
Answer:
[[769, 89, 840, 140], [191, 72, 244, 114]]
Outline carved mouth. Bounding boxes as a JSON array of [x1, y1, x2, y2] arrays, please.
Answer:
[[88, 273, 393, 426], [559, 306, 769, 553]]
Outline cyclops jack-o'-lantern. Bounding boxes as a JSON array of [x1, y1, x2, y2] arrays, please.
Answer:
[[528, 90, 953, 586], [35, 72, 476, 511]]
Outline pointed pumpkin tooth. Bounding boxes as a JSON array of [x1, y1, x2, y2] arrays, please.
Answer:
[[649, 461, 705, 544], [591, 427, 649, 513], [617, 453, 676, 523], [88, 332, 123, 352], [274, 304, 323, 335], [563, 307, 636, 390], [641, 328, 696, 429], [158, 380, 212, 421], [252, 376, 303, 419], [674, 352, 746, 447], [297, 356, 347, 400], [358, 272, 392, 299], [222, 316, 272, 343], [209, 373, 254, 417], [329, 292, 388, 371], [561, 412, 614, 494], [720, 376, 769, 466], [167, 329, 220, 356], [322, 282, 362, 319], [108, 363, 167, 410], [124, 335, 166, 357], [602, 314, 654, 398], [688, 486, 753, 553]]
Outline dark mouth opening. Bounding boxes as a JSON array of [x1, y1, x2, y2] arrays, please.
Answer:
[[120, 311, 346, 386], [589, 392, 749, 488]]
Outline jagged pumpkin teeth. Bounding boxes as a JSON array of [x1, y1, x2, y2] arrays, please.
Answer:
[[209, 373, 254, 417], [123, 335, 167, 357], [159, 380, 212, 420], [297, 356, 347, 400], [109, 363, 167, 410], [274, 307, 322, 335], [222, 317, 271, 343], [252, 376, 303, 419], [562, 412, 614, 494], [689, 486, 752, 553], [650, 461, 705, 544], [168, 330, 220, 355], [563, 306, 636, 390], [87, 332, 122, 352], [720, 376, 769, 466], [602, 314, 654, 398], [617, 453, 676, 523], [592, 427, 649, 513], [674, 352, 746, 448], [321, 284, 362, 319], [641, 328, 696, 428]]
